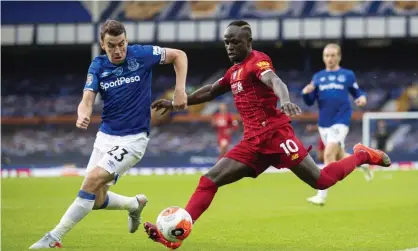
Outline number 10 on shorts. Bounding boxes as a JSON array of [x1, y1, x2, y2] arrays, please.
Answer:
[[280, 139, 299, 156]]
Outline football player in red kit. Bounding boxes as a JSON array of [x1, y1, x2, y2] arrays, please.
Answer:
[[146, 20, 391, 249], [212, 103, 238, 159]]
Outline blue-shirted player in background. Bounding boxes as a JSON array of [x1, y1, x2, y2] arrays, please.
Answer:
[[30, 20, 188, 249], [301, 43, 372, 206]]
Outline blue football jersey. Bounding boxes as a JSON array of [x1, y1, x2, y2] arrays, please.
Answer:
[[83, 45, 166, 136], [302, 67, 365, 127]]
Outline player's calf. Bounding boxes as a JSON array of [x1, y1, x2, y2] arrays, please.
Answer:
[[81, 166, 114, 194], [92, 185, 110, 209]]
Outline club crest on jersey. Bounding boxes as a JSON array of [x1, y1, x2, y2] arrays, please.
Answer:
[[320, 77, 326, 82], [113, 67, 123, 76], [231, 82, 244, 95], [86, 74, 93, 86], [337, 75, 346, 82], [127, 58, 140, 71], [232, 69, 242, 81]]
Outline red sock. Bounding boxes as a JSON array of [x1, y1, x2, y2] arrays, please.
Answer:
[[316, 151, 369, 190], [185, 176, 218, 222]]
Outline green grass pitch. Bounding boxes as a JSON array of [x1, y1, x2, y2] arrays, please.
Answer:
[[2, 170, 418, 251]]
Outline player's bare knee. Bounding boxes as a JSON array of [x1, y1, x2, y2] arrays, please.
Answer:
[[203, 168, 221, 185], [324, 143, 339, 163], [203, 162, 234, 187], [81, 167, 113, 193], [318, 150, 324, 163], [291, 155, 321, 189], [324, 153, 336, 163]]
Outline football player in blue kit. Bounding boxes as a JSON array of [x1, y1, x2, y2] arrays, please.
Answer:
[[301, 43, 372, 206], [30, 20, 188, 249]]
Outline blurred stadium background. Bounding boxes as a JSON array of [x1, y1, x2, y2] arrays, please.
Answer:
[[2, 2, 418, 251], [1, 1, 417, 175]]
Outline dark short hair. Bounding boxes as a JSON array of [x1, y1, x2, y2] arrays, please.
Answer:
[[227, 20, 252, 38], [100, 20, 126, 40], [228, 20, 250, 28]]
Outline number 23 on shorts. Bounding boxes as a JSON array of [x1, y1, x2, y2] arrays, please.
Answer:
[[107, 146, 129, 162]]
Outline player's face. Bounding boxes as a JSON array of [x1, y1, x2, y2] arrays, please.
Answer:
[[323, 47, 341, 69], [223, 26, 251, 63], [101, 33, 128, 64]]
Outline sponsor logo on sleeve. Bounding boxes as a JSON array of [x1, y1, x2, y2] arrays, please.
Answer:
[[256, 61, 271, 70], [86, 74, 93, 86]]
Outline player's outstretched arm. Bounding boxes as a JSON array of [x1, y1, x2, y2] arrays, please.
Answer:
[[164, 48, 188, 110], [151, 79, 230, 114], [260, 71, 302, 117], [76, 90, 97, 129], [188, 79, 230, 105]]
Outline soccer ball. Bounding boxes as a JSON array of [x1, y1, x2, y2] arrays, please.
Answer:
[[156, 206, 193, 242]]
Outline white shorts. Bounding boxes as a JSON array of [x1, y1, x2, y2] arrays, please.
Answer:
[[86, 131, 149, 185], [318, 124, 349, 149]]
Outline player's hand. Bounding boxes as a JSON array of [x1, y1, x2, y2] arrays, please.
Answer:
[[151, 99, 173, 115], [302, 83, 315, 94], [281, 102, 302, 117], [355, 95, 367, 107], [76, 114, 90, 129], [173, 89, 187, 111]]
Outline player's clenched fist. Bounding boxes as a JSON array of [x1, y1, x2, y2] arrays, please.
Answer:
[[355, 95, 367, 107], [173, 89, 187, 111], [151, 99, 173, 115], [302, 83, 315, 94], [76, 114, 90, 129], [281, 102, 302, 117]]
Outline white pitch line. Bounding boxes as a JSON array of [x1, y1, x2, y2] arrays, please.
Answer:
[[394, 247, 418, 251]]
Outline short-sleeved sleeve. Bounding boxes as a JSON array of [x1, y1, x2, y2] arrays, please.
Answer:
[[252, 56, 275, 80], [218, 70, 231, 87], [84, 59, 100, 93], [133, 45, 166, 68]]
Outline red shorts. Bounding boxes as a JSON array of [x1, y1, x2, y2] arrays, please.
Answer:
[[224, 123, 308, 177], [318, 137, 325, 151]]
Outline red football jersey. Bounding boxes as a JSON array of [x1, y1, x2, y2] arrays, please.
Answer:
[[218, 50, 290, 140], [213, 113, 235, 139]]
